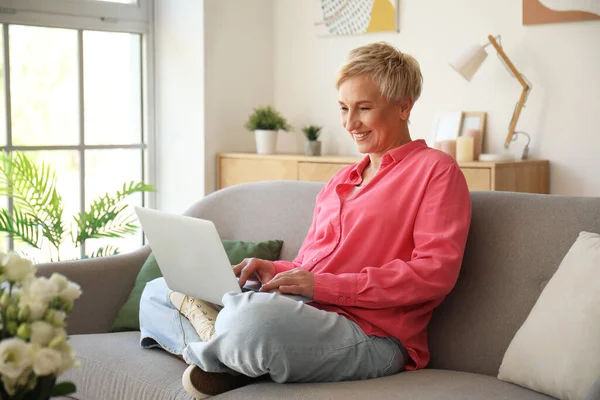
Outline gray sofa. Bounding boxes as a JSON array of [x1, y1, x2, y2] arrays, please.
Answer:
[[37, 181, 600, 400]]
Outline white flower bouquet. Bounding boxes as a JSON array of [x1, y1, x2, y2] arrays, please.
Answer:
[[0, 251, 82, 399]]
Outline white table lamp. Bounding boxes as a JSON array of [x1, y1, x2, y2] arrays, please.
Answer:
[[450, 35, 532, 160]]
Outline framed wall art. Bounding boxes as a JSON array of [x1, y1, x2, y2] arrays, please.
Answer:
[[523, 0, 600, 25], [314, 0, 399, 36], [459, 112, 486, 137]]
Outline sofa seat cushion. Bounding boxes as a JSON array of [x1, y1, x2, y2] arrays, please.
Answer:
[[220, 370, 556, 400], [63, 332, 191, 400], [62, 331, 556, 400]]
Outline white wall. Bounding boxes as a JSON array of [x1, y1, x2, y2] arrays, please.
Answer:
[[273, 0, 600, 196], [154, 0, 273, 207], [153, 0, 205, 212], [204, 0, 274, 194], [155, 0, 599, 198]]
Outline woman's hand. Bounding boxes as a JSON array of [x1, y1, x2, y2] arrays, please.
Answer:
[[232, 258, 276, 288], [259, 268, 314, 299]]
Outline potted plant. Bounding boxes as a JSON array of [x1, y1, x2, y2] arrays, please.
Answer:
[[0, 152, 154, 261], [302, 125, 323, 156], [244, 106, 291, 154]]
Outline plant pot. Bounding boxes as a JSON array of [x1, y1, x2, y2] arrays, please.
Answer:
[[304, 140, 321, 156], [0, 375, 58, 400], [254, 130, 278, 154]]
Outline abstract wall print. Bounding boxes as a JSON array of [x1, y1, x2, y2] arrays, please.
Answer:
[[523, 0, 600, 25], [314, 0, 398, 36]]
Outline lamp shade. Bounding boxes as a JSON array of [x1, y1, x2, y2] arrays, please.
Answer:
[[449, 44, 488, 81]]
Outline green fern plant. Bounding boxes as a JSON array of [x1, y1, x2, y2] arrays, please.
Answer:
[[0, 152, 154, 261], [244, 106, 292, 132]]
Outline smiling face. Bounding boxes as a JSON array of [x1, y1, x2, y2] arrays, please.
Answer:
[[338, 75, 413, 159]]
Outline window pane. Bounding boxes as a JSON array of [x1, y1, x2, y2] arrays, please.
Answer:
[[84, 31, 142, 145], [85, 149, 143, 257], [12, 150, 81, 262], [0, 24, 6, 147], [10, 25, 79, 146]]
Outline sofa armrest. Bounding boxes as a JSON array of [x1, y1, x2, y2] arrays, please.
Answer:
[[36, 247, 151, 335]]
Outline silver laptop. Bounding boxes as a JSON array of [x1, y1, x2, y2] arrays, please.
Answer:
[[134, 206, 310, 306]]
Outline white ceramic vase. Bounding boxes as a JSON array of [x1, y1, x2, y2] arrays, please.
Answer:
[[254, 130, 278, 154]]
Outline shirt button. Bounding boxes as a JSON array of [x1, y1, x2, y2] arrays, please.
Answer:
[[338, 297, 344, 302], [346, 299, 351, 304]]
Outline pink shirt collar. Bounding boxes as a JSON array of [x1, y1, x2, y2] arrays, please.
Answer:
[[348, 139, 428, 184]]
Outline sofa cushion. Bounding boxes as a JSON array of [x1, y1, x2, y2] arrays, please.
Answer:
[[427, 192, 600, 376], [220, 370, 555, 400], [183, 181, 322, 262], [109, 239, 283, 332], [63, 332, 555, 400], [63, 332, 190, 399], [498, 231, 600, 400]]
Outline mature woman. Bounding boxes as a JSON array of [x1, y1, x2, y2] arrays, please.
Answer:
[[139, 42, 471, 399]]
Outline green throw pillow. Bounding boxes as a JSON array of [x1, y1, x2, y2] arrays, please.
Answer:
[[109, 239, 284, 332]]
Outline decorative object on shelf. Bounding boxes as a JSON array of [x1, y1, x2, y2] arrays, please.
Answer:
[[0, 152, 154, 262], [508, 131, 531, 160], [463, 129, 482, 161], [478, 153, 516, 162], [0, 252, 82, 399], [450, 34, 534, 163], [314, 0, 398, 36], [459, 111, 487, 160], [436, 140, 457, 159], [523, 0, 600, 25], [456, 136, 475, 162], [301, 125, 323, 157], [244, 106, 292, 155], [432, 111, 462, 153]]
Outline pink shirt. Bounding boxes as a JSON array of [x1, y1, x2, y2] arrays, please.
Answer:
[[273, 140, 471, 370]]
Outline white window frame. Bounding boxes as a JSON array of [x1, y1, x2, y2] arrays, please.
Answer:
[[0, 0, 156, 255], [0, 0, 148, 23], [0, 0, 149, 32]]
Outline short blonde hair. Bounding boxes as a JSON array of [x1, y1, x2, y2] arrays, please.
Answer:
[[335, 42, 423, 104]]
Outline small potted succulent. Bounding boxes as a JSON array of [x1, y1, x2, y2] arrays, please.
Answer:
[[302, 125, 323, 156], [244, 106, 292, 154]]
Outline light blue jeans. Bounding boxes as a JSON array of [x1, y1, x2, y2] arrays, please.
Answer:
[[139, 278, 407, 383]]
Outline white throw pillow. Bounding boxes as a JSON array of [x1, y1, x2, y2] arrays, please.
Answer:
[[498, 231, 600, 400]]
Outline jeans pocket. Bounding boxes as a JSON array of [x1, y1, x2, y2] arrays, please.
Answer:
[[379, 338, 407, 377]]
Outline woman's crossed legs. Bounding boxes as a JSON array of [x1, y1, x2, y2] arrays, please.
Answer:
[[139, 278, 406, 394]]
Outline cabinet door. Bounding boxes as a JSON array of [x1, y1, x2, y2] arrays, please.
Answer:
[[298, 162, 350, 183], [461, 168, 491, 191], [494, 164, 549, 194], [219, 158, 297, 189]]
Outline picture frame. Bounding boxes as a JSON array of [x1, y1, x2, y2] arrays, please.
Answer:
[[432, 111, 463, 146], [459, 111, 487, 154], [314, 0, 399, 37]]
